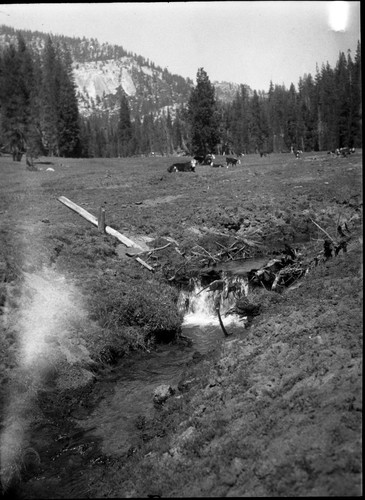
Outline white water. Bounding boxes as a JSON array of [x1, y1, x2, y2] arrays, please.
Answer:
[[179, 276, 249, 353], [180, 277, 248, 327]]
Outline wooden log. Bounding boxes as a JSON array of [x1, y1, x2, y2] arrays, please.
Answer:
[[57, 196, 155, 271], [105, 225, 142, 249], [58, 196, 98, 226], [58, 196, 143, 249]]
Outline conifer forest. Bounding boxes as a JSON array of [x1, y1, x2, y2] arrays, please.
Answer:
[[0, 28, 362, 159]]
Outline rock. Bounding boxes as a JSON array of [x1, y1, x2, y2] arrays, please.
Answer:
[[153, 384, 175, 405], [178, 377, 196, 393]]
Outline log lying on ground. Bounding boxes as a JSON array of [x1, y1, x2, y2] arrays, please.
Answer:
[[58, 196, 154, 272]]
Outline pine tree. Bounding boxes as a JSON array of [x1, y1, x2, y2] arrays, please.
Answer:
[[348, 43, 361, 147], [117, 93, 132, 156], [40, 36, 60, 155], [0, 35, 34, 158], [335, 51, 350, 147], [188, 68, 220, 155], [57, 45, 81, 157], [230, 85, 250, 154], [248, 90, 269, 152]]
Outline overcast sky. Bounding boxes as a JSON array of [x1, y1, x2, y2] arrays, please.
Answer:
[[0, 2, 361, 91]]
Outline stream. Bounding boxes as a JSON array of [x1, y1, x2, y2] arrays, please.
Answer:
[[6, 276, 248, 498], [77, 278, 246, 457]]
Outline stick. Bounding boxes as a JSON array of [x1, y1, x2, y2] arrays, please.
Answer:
[[167, 255, 194, 281], [309, 217, 336, 244], [135, 257, 154, 272], [126, 242, 171, 257], [217, 303, 231, 337]]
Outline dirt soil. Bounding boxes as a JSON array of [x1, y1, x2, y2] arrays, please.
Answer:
[[0, 150, 362, 497]]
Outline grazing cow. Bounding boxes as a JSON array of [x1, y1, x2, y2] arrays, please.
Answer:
[[338, 147, 355, 157], [226, 156, 241, 167], [211, 162, 225, 168], [203, 153, 215, 165], [294, 149, 303, 158], [193, 155, 205, 164], [167, 159, 197, 173], [259, 151, 269, 157]]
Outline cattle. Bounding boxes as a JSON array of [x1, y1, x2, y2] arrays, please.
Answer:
[[259, 151, 269, 157], [226, 156, 241, 167], [167, 159, 197, 173], [294, 149, 303, 158], [203, 153, 215, 165], [211, 162, 225, 168], [338, 147, 355, 157], [193, 155, 205, 164], [192, 154, 215, 165]]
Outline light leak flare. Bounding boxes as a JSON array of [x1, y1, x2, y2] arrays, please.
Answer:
[[328, 1, 349, 32]]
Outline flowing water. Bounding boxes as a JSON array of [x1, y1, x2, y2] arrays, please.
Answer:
[[77, 276, 247, 457], [3, 274, 249, 497]]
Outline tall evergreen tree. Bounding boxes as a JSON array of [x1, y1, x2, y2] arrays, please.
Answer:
[[188, 68, 220, 155], [57, 45, 81, 157], [0, 35, 34, 157], [248, 90, 269, 152], [352, 41, 362, 147], [335, 51, 350, 147], [230, 85, 250, 154], [347, 44, 362, 147], [117, 93, 132, 156], [40, 36, 60, 155]]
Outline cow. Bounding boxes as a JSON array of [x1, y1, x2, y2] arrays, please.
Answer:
[[167, 159, 197, 173], [203, 153, 215, 165], [294, 149, 303, 159], [211, 162, 225, 168], [193, 155, 205, 164], [259, 151, 269, 157], [226, 156, 241, 167], [338, 147, 355, 157]]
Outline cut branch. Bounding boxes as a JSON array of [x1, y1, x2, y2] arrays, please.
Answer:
[[310, 217, 336, 244]]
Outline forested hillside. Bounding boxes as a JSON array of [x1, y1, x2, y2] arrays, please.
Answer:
[[0, 25, 361, 159]]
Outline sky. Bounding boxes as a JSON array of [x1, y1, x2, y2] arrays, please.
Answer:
[[0, 2, 361, 92]]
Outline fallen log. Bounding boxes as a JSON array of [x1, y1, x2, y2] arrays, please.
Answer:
[[58, 196, 154, 272], [58, 196, 142, 249]]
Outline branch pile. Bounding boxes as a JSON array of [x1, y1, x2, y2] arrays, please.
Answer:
[[249, 219, 352, 292], [188, 238, 255, 267]]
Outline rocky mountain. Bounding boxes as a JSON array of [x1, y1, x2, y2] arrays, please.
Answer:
[[0, 25, 251, 119]]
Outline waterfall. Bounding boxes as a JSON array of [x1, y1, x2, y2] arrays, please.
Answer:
[[178, 275, 249, 328]]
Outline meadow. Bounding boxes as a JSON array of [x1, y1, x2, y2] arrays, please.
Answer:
[[0, 149, 362, 497]]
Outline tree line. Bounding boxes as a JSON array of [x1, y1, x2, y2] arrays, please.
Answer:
[[0, 33, 361, 160], [0, 33, 81, 159]]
